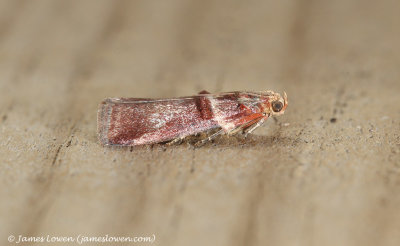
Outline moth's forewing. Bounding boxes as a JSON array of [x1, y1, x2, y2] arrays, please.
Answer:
[[98, 97, 219, 146]]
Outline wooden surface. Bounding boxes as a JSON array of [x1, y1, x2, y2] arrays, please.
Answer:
[[1, 0, 400, 245]]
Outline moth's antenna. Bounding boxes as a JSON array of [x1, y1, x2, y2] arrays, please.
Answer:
[[283, 92, 288, 109]]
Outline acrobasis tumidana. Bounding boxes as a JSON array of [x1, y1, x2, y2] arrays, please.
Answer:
[[98, 90, 288, 146]]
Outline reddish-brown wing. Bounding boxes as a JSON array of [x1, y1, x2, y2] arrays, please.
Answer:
[[98, 97, 219, 146]]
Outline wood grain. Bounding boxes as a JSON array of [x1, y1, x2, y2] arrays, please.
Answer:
[[1, 0, 400, 245]]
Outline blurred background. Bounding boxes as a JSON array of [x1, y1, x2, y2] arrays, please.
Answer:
[[0, 0, 399, 245]]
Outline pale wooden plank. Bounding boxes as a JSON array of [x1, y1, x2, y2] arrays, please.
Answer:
[[0, 0, 400, 246]]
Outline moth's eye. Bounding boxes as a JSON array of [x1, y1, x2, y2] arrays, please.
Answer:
[[272, 101, 283, 112]]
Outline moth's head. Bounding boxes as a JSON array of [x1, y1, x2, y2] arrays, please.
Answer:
[[261, 91, 288, 116]]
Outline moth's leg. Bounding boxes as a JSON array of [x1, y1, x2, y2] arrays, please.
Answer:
[[195, 128, 225, 146], [228, 124, 247, 136], [243, 117, 266, 138], [166, 137, 184, 146], [228, 117, 264, 136]]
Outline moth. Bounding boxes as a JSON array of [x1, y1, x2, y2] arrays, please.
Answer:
[[98, 90, 288, 146]]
